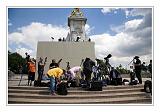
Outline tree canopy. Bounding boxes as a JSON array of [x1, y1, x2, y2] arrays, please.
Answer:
[[8, 51, 27, 74]]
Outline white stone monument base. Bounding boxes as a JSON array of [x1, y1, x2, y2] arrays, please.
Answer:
[[36, 41, 95, 78]]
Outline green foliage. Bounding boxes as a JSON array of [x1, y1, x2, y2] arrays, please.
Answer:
[[116, 64, 130, 74], [8, 51, 27, 74]]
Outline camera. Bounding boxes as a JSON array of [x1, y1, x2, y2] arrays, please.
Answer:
[[104, 54, 112, 60]]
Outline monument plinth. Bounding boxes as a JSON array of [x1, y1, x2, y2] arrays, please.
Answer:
[[36, 41, 95, 74]]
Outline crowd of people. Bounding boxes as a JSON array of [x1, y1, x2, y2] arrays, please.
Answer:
[[23, 53, 152, 95]]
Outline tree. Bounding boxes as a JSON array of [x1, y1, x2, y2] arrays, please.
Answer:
[[8, 51, 27, 74], [116, 64, 130, 74]]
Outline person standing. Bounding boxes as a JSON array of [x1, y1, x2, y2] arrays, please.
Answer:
[[83, 58, 95, 86], [148, 60, 152, 78], [49, 59, 62, 69], [47, 67, 63, 95], [133, 56, 142, 84], [38, 57, 47, 85], [148, 60, 152, 74], [27, 59, 36, 86]]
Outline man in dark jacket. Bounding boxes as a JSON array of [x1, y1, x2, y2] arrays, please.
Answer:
[[133, 56, 142, 84], [83, 58, 95, 86]]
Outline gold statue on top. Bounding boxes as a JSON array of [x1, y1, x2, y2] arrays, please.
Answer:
[[70, 8, 83, 17]]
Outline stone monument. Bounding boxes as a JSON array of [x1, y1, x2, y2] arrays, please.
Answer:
[[66, 8, 87, 42], [36, 8, 95, 75]]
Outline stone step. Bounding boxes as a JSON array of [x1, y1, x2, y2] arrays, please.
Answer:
[[8, 96, 152, 104], [8, 85, 144, 91], [8, 88, 143, 95], [8, 91, 149, 99], [8, 75, 151, 104], [8, 85, 151, 104]]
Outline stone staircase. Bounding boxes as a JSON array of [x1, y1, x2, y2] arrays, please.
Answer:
[[8, 85, 152, 104], [8, 75, 152, 104]]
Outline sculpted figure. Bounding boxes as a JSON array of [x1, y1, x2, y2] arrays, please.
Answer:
[[70, 8, 83, 17]]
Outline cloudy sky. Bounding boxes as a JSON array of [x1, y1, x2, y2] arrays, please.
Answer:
[[8, 8, 152, 68]]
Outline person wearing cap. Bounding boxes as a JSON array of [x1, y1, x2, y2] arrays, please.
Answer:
[[47, 67, 64, 95], [133, 56, 142, 84]]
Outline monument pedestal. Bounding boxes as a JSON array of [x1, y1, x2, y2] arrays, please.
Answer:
[[36, 41, 95, 75]]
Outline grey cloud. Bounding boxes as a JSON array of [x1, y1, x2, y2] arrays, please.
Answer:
[[121, 9, 152, 57], [138, 13, 152, 30], [129, 8, 151, 17], [134, 27, 152, 39], [117, 38, 152, 57]]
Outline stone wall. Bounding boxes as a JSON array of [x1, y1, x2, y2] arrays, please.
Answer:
[[36, 41, 95, 77]]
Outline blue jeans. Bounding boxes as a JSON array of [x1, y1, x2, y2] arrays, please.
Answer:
[[49, 76, 56, 93], [38, 70, 43, 82]]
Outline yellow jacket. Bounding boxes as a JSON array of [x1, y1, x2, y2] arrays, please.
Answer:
[[47, 67, 63, 78]]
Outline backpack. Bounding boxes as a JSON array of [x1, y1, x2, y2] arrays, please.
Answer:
[[144, 80, 152, 93], [34, 80, 38, 86], [57, 82, 68, 95], [130, 80, 138, 85], [89, 80, 102, 91]]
